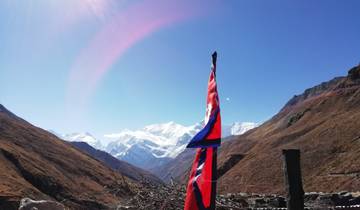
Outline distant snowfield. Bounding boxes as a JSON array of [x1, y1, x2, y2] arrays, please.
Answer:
[[52, 121, 258, 170], [104, 122, 202, 159]]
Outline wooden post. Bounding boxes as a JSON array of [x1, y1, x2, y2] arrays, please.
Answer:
[[282, 149, 304, 210]]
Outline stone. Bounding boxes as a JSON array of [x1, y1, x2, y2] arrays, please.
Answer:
[[19, 198, 65, 210]]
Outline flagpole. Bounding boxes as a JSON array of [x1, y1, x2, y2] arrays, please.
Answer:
[[211, 147, 218, 209], [210, 51, 218, 210]]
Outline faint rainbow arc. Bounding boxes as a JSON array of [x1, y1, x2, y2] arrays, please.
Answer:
[[66, 0, 208, 112]]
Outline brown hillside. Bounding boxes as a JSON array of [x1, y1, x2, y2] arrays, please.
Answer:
[[218, 64, 360, 194], [177, 64, 360, 195], [0, 105, 140, 209]]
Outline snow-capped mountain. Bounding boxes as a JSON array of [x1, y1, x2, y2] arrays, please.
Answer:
[[50, 121, 258, 170], [103, 121, 258, 170], [49, 131, 103, 149], [103, 122, 201, 170], [230, 122, 259, 135], [63, 132, 103, 149]]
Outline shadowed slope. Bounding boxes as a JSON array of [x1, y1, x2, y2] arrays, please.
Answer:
[[70, 141, 163, 185]]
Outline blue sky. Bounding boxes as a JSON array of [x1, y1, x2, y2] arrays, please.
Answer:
[[1, 0, 360, 137]]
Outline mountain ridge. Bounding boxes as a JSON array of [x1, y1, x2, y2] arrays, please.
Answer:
[[69, 141, 163, 185], [57, 121, 258, 172]]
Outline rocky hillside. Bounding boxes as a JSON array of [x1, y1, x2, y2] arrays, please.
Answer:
[[116, 183, 360, 210], [0, 104, 141, 210], [177, 64, 360, 194], [217, 64, 360, 194]]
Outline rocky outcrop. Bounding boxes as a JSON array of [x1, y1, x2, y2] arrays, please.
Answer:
[[283, 77, 343, 109], [0, 104, 26, 123], [117, 184, 360, 210], [305, 192, 360, 209], [287, 108, 311, 127], [283, 64, 360, 110], [19, 198, 65, 210], [217, 154, 245, 178], [117, 182, 186, 210], [348, 64, 360, 80]]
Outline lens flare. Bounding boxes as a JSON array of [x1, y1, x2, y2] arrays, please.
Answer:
[[66, 0, 211, 117]]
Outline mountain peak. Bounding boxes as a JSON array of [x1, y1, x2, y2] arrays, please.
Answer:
[[348, 64, 360, 80], [0, 104, 25, 122], [283, 76, 343, 110], [84, 132, 94, 137], [0, 104, 13, 115], [284, 64, 360, 110], [230, 122, 259, 135], [142, 122, 188, 139], [63, 132, 103, 149], [143, 121, 183, 130]]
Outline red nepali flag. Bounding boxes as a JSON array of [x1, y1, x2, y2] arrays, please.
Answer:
[[186, 52, 221, 148], [184, 52, 220, 210]]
